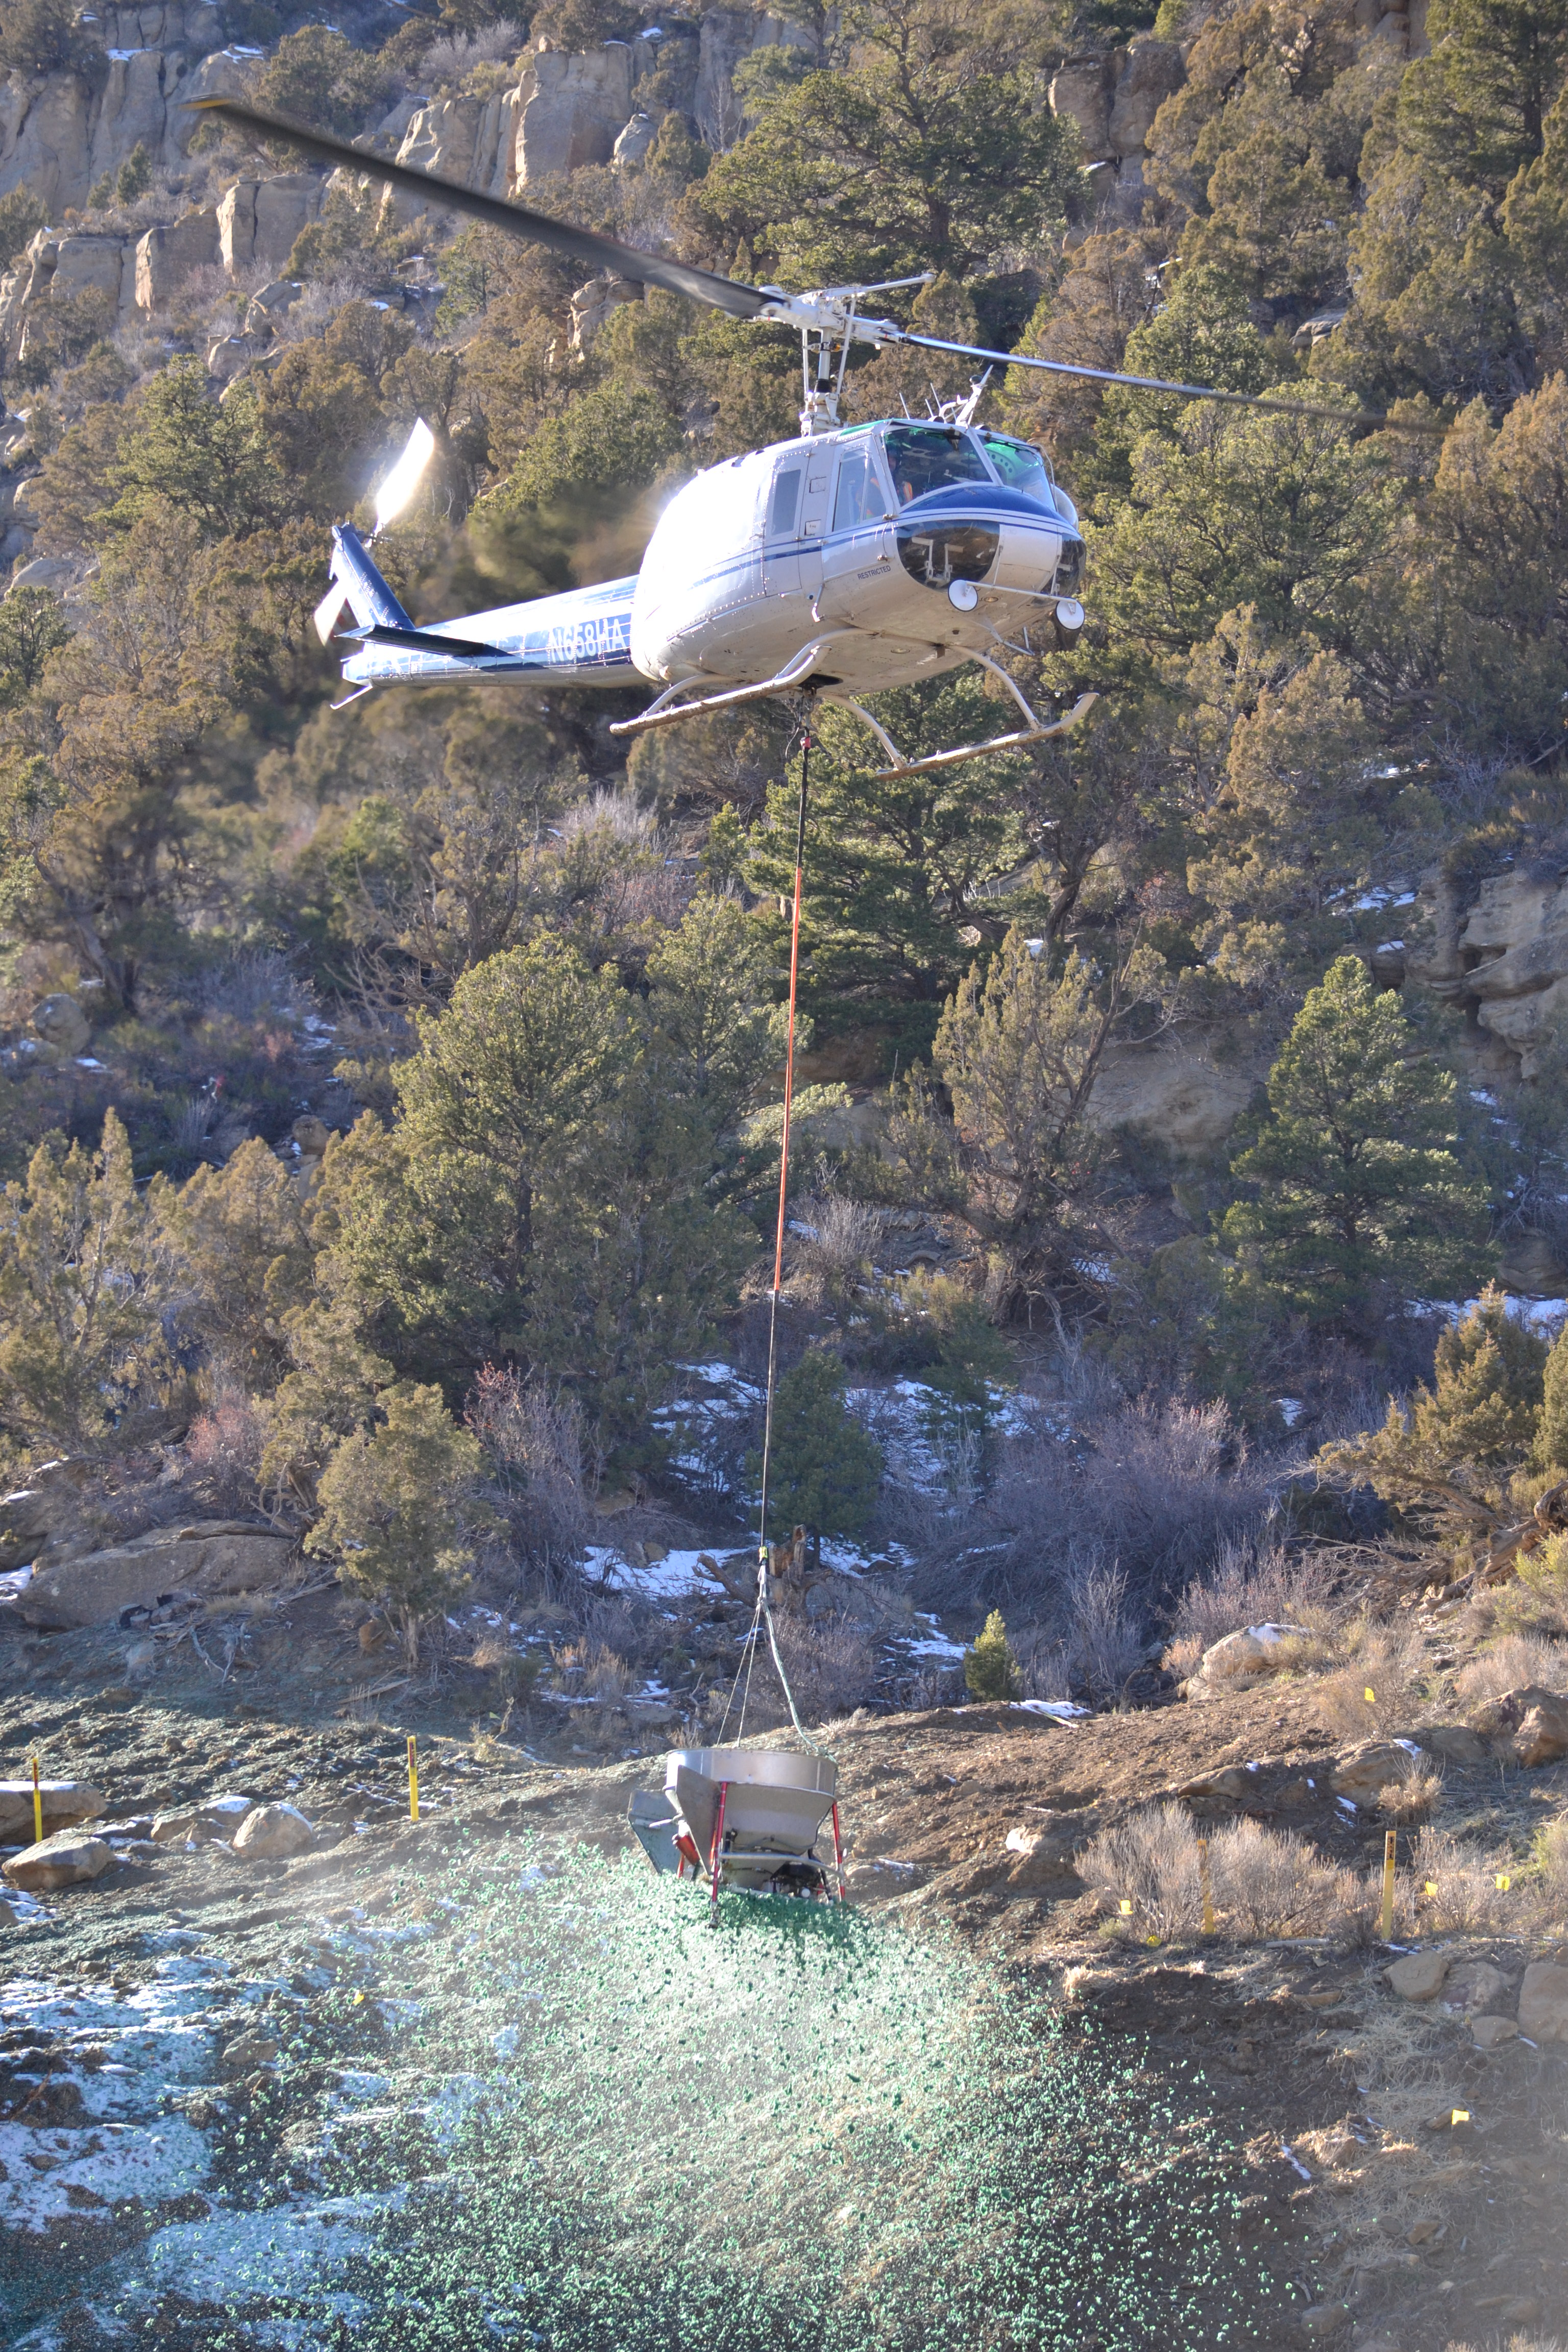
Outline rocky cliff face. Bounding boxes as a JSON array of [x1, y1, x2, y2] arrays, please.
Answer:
[[1408, 866, 1568, 1083], [0, 33, 253, 215]]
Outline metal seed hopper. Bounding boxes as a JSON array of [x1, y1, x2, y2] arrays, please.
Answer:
[[629, 1746, 845, 1913]]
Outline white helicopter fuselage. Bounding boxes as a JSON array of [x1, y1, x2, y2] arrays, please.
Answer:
[[333, 419, 1085, 715]]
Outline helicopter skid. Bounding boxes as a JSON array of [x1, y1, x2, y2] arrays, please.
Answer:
[[838, 688, 1098, 777], [607, 632, 854, 737]]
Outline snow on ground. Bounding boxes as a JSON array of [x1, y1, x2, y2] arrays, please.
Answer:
[[588, 1545, 719, 1602]]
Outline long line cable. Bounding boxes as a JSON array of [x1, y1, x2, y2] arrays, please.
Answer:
[[748, 727, 825, 1757]]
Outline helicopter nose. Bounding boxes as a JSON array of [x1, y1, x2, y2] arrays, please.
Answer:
[[893, 487, 1083, 600]]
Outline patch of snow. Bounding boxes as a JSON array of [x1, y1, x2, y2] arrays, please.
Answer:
[[74, 1056, 105, 1069], [1011, 1700, 1089, 1721], [1276, 1397, 1304, 1428], [589, 1545, 719, 1601]]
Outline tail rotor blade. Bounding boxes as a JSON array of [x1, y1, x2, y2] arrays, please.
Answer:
[[374, 416, 436, 537], [184, 97, 770, 319], [314, 579, 351, 646]]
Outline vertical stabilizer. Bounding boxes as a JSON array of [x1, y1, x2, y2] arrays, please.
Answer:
[[314, 523, 415, 645]]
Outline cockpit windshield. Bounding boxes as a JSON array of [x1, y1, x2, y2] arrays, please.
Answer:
[[882, 424, 992, 506], [978, 432, 1053, 504]]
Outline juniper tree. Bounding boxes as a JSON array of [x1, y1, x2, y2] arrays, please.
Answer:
[[746, 1350, 883, 1543]]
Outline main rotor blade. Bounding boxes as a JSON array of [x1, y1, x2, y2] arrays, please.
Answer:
[[895, 329, 1446, 435], [185, 97, 771, 318]]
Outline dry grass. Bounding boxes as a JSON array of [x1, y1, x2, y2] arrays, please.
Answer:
[[763, 1611, 880, 1725], [1080, 1804, 1386, 1942], [1314, 1613, 1436, 1740], [549, 1638, 632, 1702], [1376, 1765, 1443, 1823], [1166, 1535, 1339, 1657], [1411, 1824, 1522, 1935], [1454, 1629, 1568, 1704]]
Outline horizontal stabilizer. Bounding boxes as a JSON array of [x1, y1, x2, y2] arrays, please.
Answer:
[[349, 622, 505, 658]]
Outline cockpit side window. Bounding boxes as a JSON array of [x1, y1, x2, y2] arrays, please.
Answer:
[[769, 463, 804, 537], [881, 425, 991, 506], [831, 448, 889, 533], [979, 432, 1052, 504]]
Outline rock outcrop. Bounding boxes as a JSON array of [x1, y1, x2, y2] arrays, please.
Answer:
[[1409, 865, 1568, 1082], [216, 175, 321, 275], [16, 1519, 296, 1628], [1048, 39, 1184, 223], [694, 9, 817, 149], [134, 206, 219, 309], [0, 39, 253, 215]]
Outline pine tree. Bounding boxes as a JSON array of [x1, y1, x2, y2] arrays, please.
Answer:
[[1319, 1287, 1547, 1536], [747, 1350, 883, 1541], [965, 1609, 1019, 1702], [1221, 957, 1490, 1328]]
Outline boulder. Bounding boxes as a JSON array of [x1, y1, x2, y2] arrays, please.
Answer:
[[16, 1521, 295, 1630], [7, 556, 74, 595], [1468, 1683, 1568, 1763], [149, 1794, 254, 1845], [0, 1780, 106, 1841], [1421, 1723, 1487, 1765], [243, 278, 300, 336], [233, 1801, 314, 1859], [0, 1476, 79, 1573], [205, 332, 263, 383], [1441, 1959, 1510, 2013], [221, 2028, 279, 2073], [1517, 1960, 1568, 2042], [31, 993, 90, 1055], [1198, 1624, 1312, 1682], [1471, 2014, 1518, 2048], [1048, 57, 1115, 158], [1384, 1951, 1449, 2001], [1330, 1739, 1427, 1805], [612, 111, 657, 168], [2, 1830, 113, 1893], [1175, 1766, 1255, 1800], [134, 209, 219, 312]]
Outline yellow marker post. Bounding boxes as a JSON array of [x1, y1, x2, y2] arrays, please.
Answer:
[[407, 1734, 419, 1824], [1364, 1687, 1376, 1706], [1494, 1872, 1511, 1892], [1425, 1879, 1438, 1898], [1451, 2108, 1469, 2126], [1380, 1828, 1396, 1942], [1118, 1898, 1133, 1917], [30, 1755, 42, 1846], [1198, 1837, 1215, 1935]]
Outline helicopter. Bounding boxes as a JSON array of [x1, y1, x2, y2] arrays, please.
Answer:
[[195, 96, 1435, 779]]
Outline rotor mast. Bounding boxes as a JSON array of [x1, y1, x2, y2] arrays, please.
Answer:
[[760, 275, 934, 435]]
